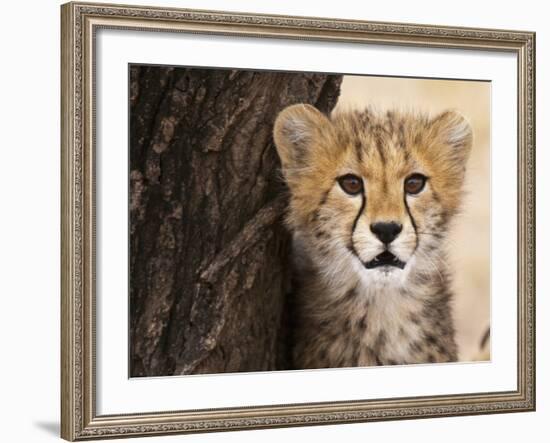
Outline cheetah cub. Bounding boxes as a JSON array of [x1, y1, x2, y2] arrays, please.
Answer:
[[273, 104, 473, 369]]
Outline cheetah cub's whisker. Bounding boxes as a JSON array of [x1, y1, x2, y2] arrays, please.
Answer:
[[273, 104, 472, 369]]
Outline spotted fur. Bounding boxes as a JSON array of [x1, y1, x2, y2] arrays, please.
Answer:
[[273, 104, 473, 369]]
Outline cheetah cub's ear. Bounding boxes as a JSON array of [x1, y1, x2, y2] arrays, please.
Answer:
[[273, 104, 330, 174], [429, 110, 474, 168]]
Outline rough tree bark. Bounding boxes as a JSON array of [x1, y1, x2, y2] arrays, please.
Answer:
[[129, 65, 342, 377]]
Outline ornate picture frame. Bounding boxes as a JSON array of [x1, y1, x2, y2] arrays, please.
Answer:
[[61, 1, 535, 440]]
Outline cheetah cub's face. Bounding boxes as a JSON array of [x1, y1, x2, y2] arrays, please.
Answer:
[[273, 104, 472, 289]]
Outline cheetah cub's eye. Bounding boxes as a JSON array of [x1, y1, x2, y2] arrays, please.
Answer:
[[338, 174, 363, 195], [404, 174, 427, 195]]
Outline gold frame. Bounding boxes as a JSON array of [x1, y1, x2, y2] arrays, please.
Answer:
[[61, 1, 536, 440]]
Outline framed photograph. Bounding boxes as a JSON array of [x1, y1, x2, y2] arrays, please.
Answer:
[[61, 1, 536, 440]]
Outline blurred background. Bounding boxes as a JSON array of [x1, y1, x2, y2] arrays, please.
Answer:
[[335, 75, 491, 362]]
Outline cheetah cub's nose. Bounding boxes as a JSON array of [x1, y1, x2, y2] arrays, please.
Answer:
[[370, 222, 403, 244]]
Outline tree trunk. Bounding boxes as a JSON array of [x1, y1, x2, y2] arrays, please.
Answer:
[[129, 65, 342, 377]]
